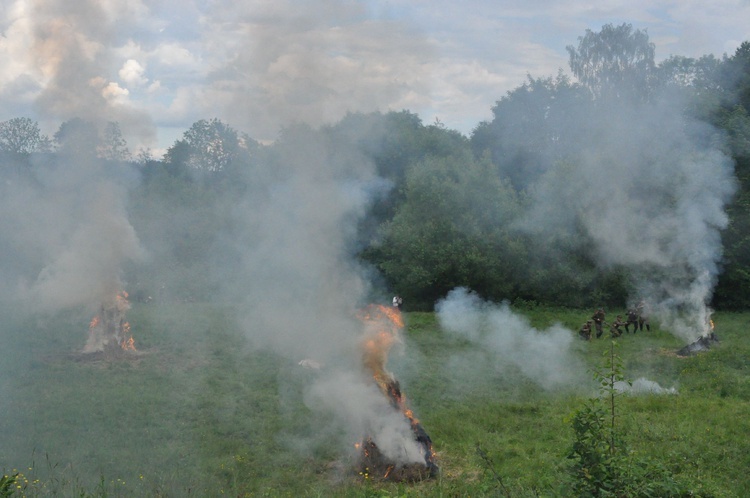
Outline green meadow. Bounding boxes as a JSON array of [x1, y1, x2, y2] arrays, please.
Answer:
[[1, 303, 748, 497]]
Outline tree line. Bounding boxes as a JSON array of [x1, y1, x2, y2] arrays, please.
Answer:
[[2, 24, 749, 310]]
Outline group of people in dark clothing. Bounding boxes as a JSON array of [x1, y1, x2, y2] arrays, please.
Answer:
[[578, 301, 651, 341]]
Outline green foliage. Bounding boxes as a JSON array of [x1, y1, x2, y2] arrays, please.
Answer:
[[471, 73, 589, 192], [568, 342, 692, 497], [0, 117, 50, 156], [567, 23, 656, 102], [373, 149, 524, 308], [53, 118, 100, 158], [0, 474, 17, 498], [2, 306, 750, 495]]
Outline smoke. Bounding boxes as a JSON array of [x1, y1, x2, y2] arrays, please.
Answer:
[[0, 0, 158, 315], [305, 370, 426, 465], [614, 377, 678, 395], [28, 0, 155, 146], [199, 0, 435, 142], [513, 89, 736, 342], [25, 179, 144, 313], [436, 287, 583, 391], [220, 123, 426, 461], [1, 153, 145, 316]]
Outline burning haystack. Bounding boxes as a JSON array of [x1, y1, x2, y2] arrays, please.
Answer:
[[83, 291, 136, 354], [355, 304, 438, 481], [676, 319, 719, 357], [676, 332, 719, 357]]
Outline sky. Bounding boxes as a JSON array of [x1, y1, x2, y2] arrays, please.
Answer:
[[1, 0, 749, 153]]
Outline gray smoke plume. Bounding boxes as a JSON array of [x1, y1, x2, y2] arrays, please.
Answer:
[[614, 377, 678, 395], [29, 0, 155, 146], [304, 370, 426, 465], [3, 153, 145, 317], [24, 178, 144, 313], [200, 0, 435, 142], [228, 126, 425, 464], [436, 287, 583, 390], [515, 91, 736, 342], [0, 0, 154, 316]]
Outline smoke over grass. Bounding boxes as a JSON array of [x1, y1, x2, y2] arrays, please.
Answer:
[[509, 89, 736, 342], [222, 125, 427, 464], [436, 287, 583, 391], [1, 155, 143, 317]]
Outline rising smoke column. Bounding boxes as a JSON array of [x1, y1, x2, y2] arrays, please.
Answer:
[[229, 125, 426, 465], [25, 174, 144, 315], [516, 91, 736, 342], [0, 0, 148, 321], [25, 0, 155, 145], [436, 287, 582, 390]]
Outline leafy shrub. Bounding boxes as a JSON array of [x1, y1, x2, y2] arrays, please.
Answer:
[[568, 342, 696, 497]]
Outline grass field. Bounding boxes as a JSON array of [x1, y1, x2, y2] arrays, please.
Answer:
[[0, 303, 748, 497]]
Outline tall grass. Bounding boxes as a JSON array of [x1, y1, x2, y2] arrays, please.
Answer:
[[1, 303, 748, 496]]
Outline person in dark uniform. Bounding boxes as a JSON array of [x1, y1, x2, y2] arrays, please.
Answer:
[[579, 320, 593, 341], [625, 308, 639, 333], [637, 300, 651, 331], [592, 308, 606, 338], [610, 315, 625, 338]]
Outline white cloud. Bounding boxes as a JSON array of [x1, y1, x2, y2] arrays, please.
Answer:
[[119, 59, 148, 87], [152, 42, 202, 69], [2, 0, 749, 149]]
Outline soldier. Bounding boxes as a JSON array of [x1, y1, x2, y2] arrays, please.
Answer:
[[392, 295, 403, 310], [637, 300, 651, 331], [625, 308, 639, 333], [592, 308, 606, 338], [579, 320, 593, 341], [610, 315, 625, 338]]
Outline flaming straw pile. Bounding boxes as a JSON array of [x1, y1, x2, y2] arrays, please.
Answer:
[[677, 315, 719, 357], [83, 291, 136, 354], [355, 304, 438, 481]]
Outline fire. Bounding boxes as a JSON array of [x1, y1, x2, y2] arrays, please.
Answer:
[[357, 304, 403, 393], [120, 322, 136, 351], [355, 303, 438, 479], [84, 290, 136, 354]]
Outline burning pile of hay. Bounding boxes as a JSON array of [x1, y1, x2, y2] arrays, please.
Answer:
[[676, 332, 719, 357], [355, 304, 438, 481], [676, 319, 718, 357], [83, 291, 136, 354]]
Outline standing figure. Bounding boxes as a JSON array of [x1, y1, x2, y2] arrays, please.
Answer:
[[637, 300, 651, 331], [592, 308, 606, 338], [392, 295, 403, 310], [625, 308, 639, 333]]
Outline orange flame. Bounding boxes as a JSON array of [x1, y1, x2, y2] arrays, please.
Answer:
[[357, 304, 436, 466], [120, 322, 136, 351], [358, 304, 403, 392], [85, 290, 136, 353]]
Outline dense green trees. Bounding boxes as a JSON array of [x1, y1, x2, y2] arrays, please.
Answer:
[[0, 117, 51, 156], [1, 25, 749, 311], [370, 150, 523, 308], [567, 23, 656, 102]]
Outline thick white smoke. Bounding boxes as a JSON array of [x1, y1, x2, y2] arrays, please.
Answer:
[[227, 126, 425, 464], [25, 179, 143, 313], [0, 152, 143, 317], [614, 377, 678, 395], [517, 92, 736, 342], [436, 287, 582, 391], [304, 370, 426, 465]]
